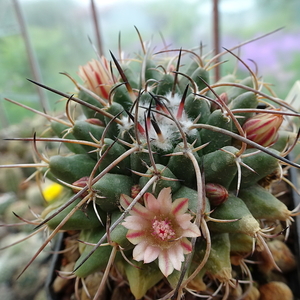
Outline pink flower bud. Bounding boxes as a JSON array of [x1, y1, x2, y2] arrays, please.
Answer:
[[205, 183, 229, 206], [211, 92, 228, 111], [85, 118, 105, 127], [72, 176, 89, 198], [78, 57, 115, 99], [242, 110, 283, 147], [130, 184, 141, 199]]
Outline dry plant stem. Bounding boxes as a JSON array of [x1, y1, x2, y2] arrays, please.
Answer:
[[65, 97, 75, 126], [3, 137, 101, 149], [0, 163, 48, 169], [204, 27, 284, 69], [134, 25, 146, 55], [238, 260, 253, 300], [196, 77, 247, 157], [12, 0, 49, 111], [231, 108, 300, 117], [17, 192, 92, 278], [170, 150, 205, 299], [178, 219, 211, 299], [61, 72, 108, 107], [90, 0, 104, 57], [192, 124, 300, 168], [171, 48, 182, 98], [212, 0, 220, 81], [186, 151, 205, 220], [222, 284, 230, 300], [109, 51, 135, 101], [222, 47, 259, 91], [27, 79, 124, 125], [4, 97, 71, 126], [0, 226, 45, 250], [200, 82, 298, 112], [92, 245, 118, 300], [256, 233, 281, 272]]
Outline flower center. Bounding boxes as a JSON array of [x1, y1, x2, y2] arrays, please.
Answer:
[[151, 217, 175, 241]]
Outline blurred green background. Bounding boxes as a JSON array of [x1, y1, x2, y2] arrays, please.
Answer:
[[1, 0, 300, 129]]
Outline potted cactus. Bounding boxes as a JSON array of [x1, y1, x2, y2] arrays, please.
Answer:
[[1, 32, 300, 300]]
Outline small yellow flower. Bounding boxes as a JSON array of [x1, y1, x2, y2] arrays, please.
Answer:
[[43, 183, 64, 202]]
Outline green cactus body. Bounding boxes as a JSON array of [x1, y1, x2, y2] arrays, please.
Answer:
[[51, 121, 87, 154], [112, 83, 134, 111], [144, 58, 162, 82], [238, 184, 291, 222], [139, 163, 181, 196], [229, 232, 253, 254], [155, 73, 176, 96], [178, 60, 199, 92], [78, 89, 105, 121], [200, 109, 233, 154], [229, 148, 280, 189], [229, 91, 258, 130], [120, 63, 140, 89], [172, 185, 210, 214], [203, 146, 239, 189], [211, 74, 236, 95], [110, 211, 133, 248], [72, 120, 104, 142], [45, 197, 105, 230], [92, 173, 133, 211], [49, 154, 98, 184], [208, 194, 261, 237], [98, 138, 131, 175], [184, 94, 211, 125], [3, 35, 299, 300], [72, 120, 104, 159], [190, 67, 210, 93], [103, 102, 124, 138], [193, 232, 232, 284], [204, 233, 232, 283], [167, 142, 201, 188], [74, 227, 113, 278], [226, 76, 254, 102]]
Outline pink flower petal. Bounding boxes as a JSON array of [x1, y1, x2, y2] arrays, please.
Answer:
[[167, 244, 184, 271], [175, 214, 193, 229], [143, 245, 160, 263], [126, 230, 147, 245], [132, 240, 149, 261], [144, 193, 160, 213], [122, 215, 149, 230], [182, 223, 201, 238], [180, 237, 193, 254], [120, 194, 151, 217], [157, 188, 172, 214], [158, 250, 174, 277], [171, 197, 189, 216]]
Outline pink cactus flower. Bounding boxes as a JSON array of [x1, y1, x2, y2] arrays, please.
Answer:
[[120, 187, 200, 277], [78, 57, 115, 99], [242, 110, 283, 147]]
